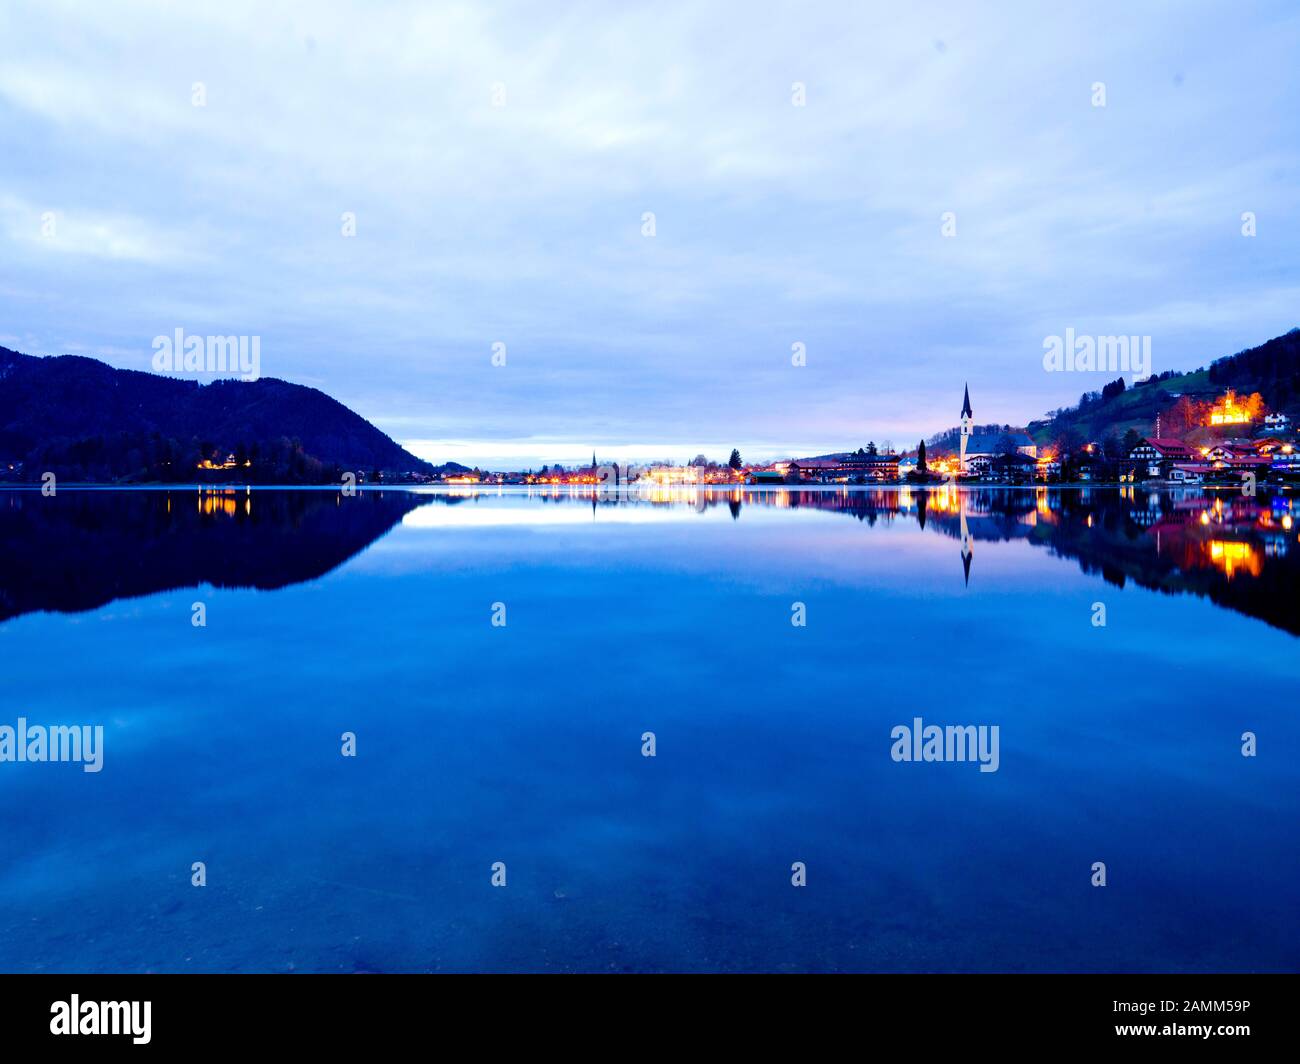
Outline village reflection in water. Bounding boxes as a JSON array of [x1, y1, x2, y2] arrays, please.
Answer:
[[1, 484, 1296, 635], [444, 481, 1294, 574], [418, 482, 1299, 633]]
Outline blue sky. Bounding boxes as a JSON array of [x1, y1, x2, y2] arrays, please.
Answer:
[[1, 1, 1297, 467]]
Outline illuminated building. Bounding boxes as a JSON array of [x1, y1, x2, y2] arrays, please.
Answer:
[[1271, 448, 1300, 476], [646, 465, 702, 485], [788, 451, 900, 482], [956, 386, 1037, 474], [1168, 463, 1210, 484], [1127, 438, 1194, 478], [1207, 389, 1252, 426]]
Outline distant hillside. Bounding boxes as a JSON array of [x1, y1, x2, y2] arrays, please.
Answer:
[[1026, 328, 1300, 448], [0, 346, 433, 483], [925, 329, 1300, 454]]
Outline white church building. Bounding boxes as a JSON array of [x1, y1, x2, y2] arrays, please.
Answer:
[[959, 384, 1037, 474]]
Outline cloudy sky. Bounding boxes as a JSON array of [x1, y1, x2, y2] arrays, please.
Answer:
[[1, 1, 1297, 466]]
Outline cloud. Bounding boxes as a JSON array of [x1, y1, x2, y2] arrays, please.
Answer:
[[1, 0, 1298, 463], [0, 195, 179, 263]]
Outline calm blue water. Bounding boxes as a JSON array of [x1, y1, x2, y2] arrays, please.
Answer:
[[1, 486, 1297, 972]]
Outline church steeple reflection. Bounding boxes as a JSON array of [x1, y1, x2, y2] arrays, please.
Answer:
[[959, 494, 973, 587]]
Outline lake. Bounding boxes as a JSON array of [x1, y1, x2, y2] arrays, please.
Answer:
[[1, 485, 1297, 972]]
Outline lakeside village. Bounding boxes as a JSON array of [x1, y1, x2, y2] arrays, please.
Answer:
[[420, 385, 1300, 491]]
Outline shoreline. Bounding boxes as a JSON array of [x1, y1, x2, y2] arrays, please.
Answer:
[[1, 481, 1293, 493]]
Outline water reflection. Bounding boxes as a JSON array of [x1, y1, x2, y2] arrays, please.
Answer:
[[2, 483, 1298, 974], [396, 485, 1300, 635], [2, 485, 1296, 635], [0, 488, 431, 623]]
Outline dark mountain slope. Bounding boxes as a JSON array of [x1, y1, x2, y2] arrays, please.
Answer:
[[0, 346, 432, 482]]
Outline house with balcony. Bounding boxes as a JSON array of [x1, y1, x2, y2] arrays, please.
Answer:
[[1128, 438, 1195, 478], [1204, 443, 1271, 476], [1270, 449, 1300, 478], [1169, 463, 1211, 484]]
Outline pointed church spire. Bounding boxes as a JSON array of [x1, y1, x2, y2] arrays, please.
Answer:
[[961, 383, 972, 419]]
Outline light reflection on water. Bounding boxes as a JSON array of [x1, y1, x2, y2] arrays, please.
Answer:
[[0, 487, 1296, 972]]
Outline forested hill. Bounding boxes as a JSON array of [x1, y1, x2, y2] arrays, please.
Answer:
[[0, 346, 433, 483], [1025, 328, 1300, 448], [927, 328, 1299, 454]]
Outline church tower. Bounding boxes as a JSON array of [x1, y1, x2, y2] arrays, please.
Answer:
[[959, 383, 973, 473]]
